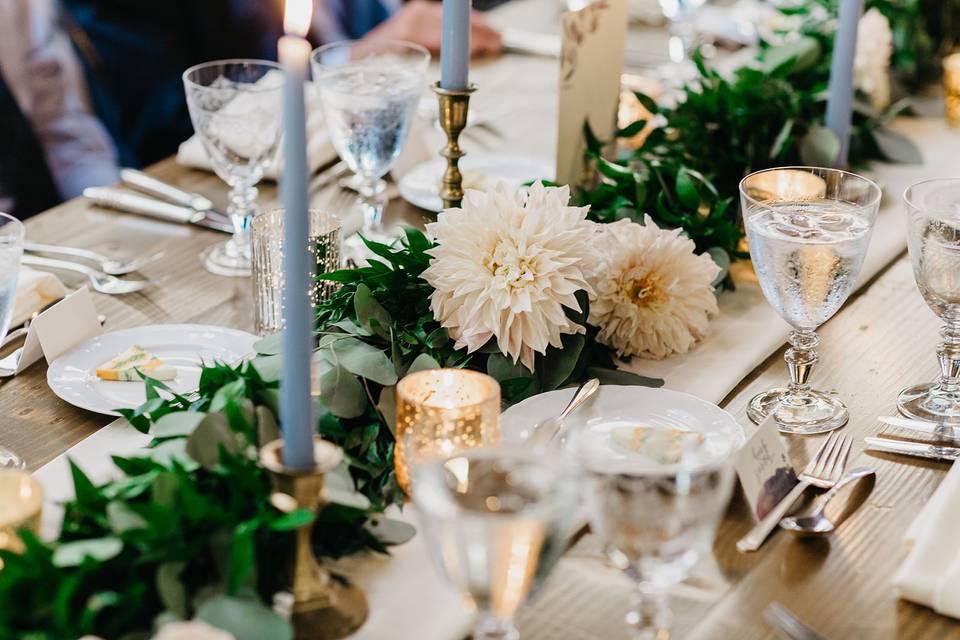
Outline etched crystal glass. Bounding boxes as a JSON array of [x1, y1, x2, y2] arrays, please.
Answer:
[[183, 60, 284, 277], [741, 167, 881, 434], [898, 179, 960, 424]]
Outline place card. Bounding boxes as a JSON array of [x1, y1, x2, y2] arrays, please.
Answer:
[[733, 415, 799, 522], [555, 0, 628, 187], [16, 287, 102, 373]]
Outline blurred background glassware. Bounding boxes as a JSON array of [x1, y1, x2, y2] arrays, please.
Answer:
[[412, 448, 579, 640], [395, 369, 500, 496], [183, 60, 284, 277], [573, 426, 736, 640], [0, 213, 24, 470], [945, 53, 960, 127], [656, 0, 709, 65], [251, 208, 341, 336], [0, 470, 42, 552], [740, 167, 881, 434], [311, 40, 429, 262], [898, 179, 960, 424]]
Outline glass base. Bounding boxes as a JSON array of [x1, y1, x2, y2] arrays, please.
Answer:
[[898, 382, 960, 425], [0, 447, 25, 470], [747, 388, 849, 435], [200, 240, 251, 277]]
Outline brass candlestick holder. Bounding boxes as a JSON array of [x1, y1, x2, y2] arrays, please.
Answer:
[[260, 437, 368, 639], [433, 82, 477, 209]]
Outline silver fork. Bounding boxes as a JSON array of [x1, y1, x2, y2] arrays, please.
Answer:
[[737, 432, 852, 552], [24, 241, 163, 276], [22, 255, 155, 295]]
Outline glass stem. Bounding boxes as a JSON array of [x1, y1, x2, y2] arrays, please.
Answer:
[[473, 613, 519, 640], [359, 178, 386, 235], [936, 320, 960, 394], [627, 582, 671, 640], [227, 182, 258, 258], [784, 330, 819, 401]]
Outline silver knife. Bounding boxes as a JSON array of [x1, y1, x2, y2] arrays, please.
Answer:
[[84, 187, 234, 234], [119, 168, 230, 222], [878, 415, 960, 440], [864, 436, 960, 461]]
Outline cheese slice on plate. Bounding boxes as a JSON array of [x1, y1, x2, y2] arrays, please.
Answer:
[[95, 345, 177, 382]]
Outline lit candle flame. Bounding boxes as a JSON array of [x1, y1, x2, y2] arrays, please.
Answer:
[[284, 0, 313, 37]]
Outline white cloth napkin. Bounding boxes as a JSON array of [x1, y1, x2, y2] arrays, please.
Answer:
[[177, 82, 336, 181], [12, 267, 66, 327], [893, 461, 960, 616]]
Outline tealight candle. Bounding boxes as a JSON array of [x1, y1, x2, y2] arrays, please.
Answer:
[[945, 53, 960, 127], [395, 369, 500, 495]]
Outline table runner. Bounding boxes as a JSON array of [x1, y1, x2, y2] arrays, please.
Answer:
[[32, 115, 960, 638]]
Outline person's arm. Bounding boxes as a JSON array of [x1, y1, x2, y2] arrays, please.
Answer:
[[21, 1, 119, 199]]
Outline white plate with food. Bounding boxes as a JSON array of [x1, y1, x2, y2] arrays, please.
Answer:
[[47, 324, 258, 416], [501, 385, 745, 468], [397, 153, 553, 213]]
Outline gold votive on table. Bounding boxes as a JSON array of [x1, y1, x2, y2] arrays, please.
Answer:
[[945, 52, 960, 127], [394, 369, 501, 494], [0, 470, 43, 556]]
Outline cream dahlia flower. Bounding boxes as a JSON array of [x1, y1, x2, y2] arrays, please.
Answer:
[[854, 8, 893, 110], [588, 217, 720, 360], [422, 182, 599, 370]]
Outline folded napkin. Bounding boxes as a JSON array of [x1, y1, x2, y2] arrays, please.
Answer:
[[177, 79, 336, 181], [12, 267, 66, 327], [893, 461, 960, 616]]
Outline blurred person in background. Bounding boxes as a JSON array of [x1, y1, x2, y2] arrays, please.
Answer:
[[0, 0, 119, 219], [62, 0, 502, 169]]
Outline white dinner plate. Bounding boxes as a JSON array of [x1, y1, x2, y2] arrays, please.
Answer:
[[47, 324, 258, 416], [501, 385, 745, 465], [397, 153, 554, 213]]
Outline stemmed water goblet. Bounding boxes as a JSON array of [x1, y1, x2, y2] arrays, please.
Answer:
[[740, 167, 881, 434], [412, 448, 579, 640], [0, 213, 25, 469], [311, 40, 429, 262], [183, 60, 284, 277], [898, 179, 960, 424]]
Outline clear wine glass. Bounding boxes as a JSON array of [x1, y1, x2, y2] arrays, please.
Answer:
[[573, 426, 736, 640], [898, 179, 960, 424], [182, 60, 284, 277], [740, 167, 881, 434], [0, 213, 25, 469], [412, 448, 579, 640], [311, 40, 429, 262]]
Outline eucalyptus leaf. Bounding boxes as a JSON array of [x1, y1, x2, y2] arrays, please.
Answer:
[[376, 386, 397, 436], [106, 501, 147, 534], [249, 354, 281, 383], [762, 36, 820, 73], [799, 125, 841, 166], [706, 247, 731, 290], [196, 594, 293, 640], [538, 334, 585, 391], [407, 352, 440, 374], [354, 283, 392, 339], [146, 438, 198, 471], [156, 562, 187, 618], [253, 333, 281, 356], [365, 515, 416, 546], [255, 406, 280, 447], [318, 363, 367, 419], [585, 367, 664, 388], [149, 411, 206, 439], [322, 336, 398, 386], [332, 318, 373, 337], [873, 127, 923, 164], [53, 537, 123, 568], [487, 352, 532, 381], [186, 412, 241, 469]]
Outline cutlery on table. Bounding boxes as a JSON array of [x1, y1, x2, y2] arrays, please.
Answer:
[[120, 168, 230, 222], [83, 187, 234, 234], [764, 602, 827, 640], [24, 241, 164, 276], [878, 415, 960, 440], [780, 466, 876, 536], [737, 432, 852, 553], [525, 378, 600, 447], [22, 255, 155, 295], [310, 160, 349, 192], [864, 436, 960, 461]]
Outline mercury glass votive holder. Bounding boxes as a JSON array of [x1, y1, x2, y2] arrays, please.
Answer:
[[0, 470, 42, 557], [251, 209, 341, 336], [945, 53, 960, 127], [394, 369, 501, 495]]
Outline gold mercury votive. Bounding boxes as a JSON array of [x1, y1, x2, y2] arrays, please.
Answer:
[[0, 470, 43, 557], [945, 52, 960, 127], [395, 369, 501, 495]]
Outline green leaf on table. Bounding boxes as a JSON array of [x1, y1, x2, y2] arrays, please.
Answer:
[[617, 119, 648, 138], [538, 333, 585, 391], [196, 594, 293, 640], [150, 411, 206, 439], [146, 438, 199, 471], [762, 36, 820, 74], [707, 247, 731, 290], [675, 168, 701, 209], [209, 379, 247, 413], [253, 333, 281, 355], [249, 354, 281, 383], [354, 284, 392, 339], [873, 127, 923, 164], [770, 118, 794, 159], [800, 125, 840, 166], [317, 361, 367, 419], [487, 352, 532, 380], [106, 501, 148, 534], [585, 366, 664, 388], [424, 327, 448, 348], [228, 520, 258, 594], [320, 335, 397, 386], [407, 352, 440, 374], [186, 412, 241, 469], [255, 405, 280, 447], [365, 515, 416, 546], [69, 458, 101, 507], [269, 508, 315, 531], [156, 562, 187, 618], [52, 537, 123, 567], [632, 91, 659, 115], [376, 385, 397, 436], [332, 318, 373, 337]]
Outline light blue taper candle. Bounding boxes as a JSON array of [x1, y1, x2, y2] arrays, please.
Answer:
[[277, 0, 315, 470], [825, 0, 864, 168], [441, 0, 470, 90]]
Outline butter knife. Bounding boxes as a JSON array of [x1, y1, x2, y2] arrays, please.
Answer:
[[877, 415, 960, 440], [864, 436, 960, 461], [120, 168, 230, 221], [84, 187, 234, 234]]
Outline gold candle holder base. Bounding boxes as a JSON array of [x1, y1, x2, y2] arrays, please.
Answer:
[[260, 438, 368, 640], [433, 82, 477, 209]]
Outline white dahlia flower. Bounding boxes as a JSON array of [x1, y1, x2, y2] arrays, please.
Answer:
[[854, 8, 893, 110], [588, 217, 720, 360], [422, 182, 599, 370]]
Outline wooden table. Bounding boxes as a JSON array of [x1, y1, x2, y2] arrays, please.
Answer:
[[4, 17, 960, 640]]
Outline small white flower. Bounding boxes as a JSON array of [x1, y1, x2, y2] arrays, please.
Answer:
[[152, 620, 235, 640], [422, 182, 599, 370], [854, 8, 893, 110], [588, 217, 720, 360]]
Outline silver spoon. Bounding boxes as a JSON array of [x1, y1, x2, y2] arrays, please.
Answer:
[[525, 378, 600, 447], [780, 466, 876, 536]]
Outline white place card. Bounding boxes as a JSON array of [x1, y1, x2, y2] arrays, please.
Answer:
[[555, 0, 628, 186], [16, 286, 102, 373], [733, 415, 799, 522]]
